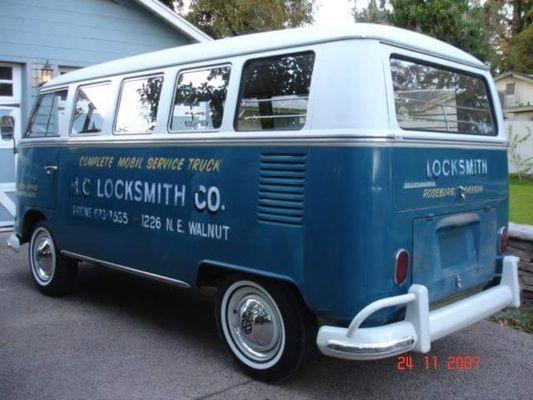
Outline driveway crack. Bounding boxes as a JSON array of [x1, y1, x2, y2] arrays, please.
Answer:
[[194, 380, 253, 400]]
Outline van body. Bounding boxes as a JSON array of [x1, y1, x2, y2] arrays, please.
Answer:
[[5, 24, 520, 381]]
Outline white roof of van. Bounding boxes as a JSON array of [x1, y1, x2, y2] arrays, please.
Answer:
[[45, 24, 487, 88]]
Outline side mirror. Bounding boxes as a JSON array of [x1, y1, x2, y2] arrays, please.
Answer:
[[0, 115, 15, 141]]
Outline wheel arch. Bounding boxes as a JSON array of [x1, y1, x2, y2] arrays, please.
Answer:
[[196, 260, 314, 315], [20, 209, 48, 244]]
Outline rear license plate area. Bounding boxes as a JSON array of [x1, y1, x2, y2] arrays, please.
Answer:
[[413, 210, 497, 304]]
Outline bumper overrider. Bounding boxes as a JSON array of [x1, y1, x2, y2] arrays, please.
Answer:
[[317, 256, 521, 360], [7, 233, 21, 253]]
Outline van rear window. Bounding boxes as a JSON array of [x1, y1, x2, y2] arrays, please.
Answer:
[[390, 57, 495, 136]]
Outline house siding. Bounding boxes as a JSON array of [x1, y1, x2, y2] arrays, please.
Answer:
[[496, 76, 533, 109], [0, 0, 192, 121], [0, 0, 195, 220]]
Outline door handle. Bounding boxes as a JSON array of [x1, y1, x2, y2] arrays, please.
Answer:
[[44, 165, 58, 174]]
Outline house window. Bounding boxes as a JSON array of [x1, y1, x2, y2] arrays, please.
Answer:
[[71, 83, 112, 135], [26, 90, 69, 137], [0, 66, 14, 97], [171, 66, 231, 132], [505, 82, 515, 95], [115, 75, 164, 134], [390, 57, 495, 136], [236, 52, 315, 131]]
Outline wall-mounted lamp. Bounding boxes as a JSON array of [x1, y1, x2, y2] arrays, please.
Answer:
[[39, 61, 54, 85]]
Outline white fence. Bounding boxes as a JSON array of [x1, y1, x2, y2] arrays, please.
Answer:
[[506, 120, 533, 174]]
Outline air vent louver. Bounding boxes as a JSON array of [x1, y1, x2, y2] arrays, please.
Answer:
[[257, 153, 306, 227]]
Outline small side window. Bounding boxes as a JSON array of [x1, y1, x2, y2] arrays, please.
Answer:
[[171, 66, 231, 132], [71, 83, 112, 135], [26, 90, 69, 137], [236, 52, 315, 131], [115, 75, 163, 134]]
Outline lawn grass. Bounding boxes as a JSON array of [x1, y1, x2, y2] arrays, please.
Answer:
[[491, 306, 533, 334], [509, 177, 533, 225]]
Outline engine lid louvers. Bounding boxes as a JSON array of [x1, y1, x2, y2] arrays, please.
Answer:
[[257, 152, 307, 227]]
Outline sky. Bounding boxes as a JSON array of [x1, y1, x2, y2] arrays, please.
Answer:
[[314, 0, 359, 27], [179, 0, 367, 28]]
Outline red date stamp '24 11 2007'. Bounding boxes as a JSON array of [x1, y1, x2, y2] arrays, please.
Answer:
[[397, 355, 481, 371]]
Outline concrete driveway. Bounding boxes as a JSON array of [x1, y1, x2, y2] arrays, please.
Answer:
[[1, 232, 532, 400]]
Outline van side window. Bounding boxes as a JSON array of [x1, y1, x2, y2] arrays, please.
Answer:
[[390, 57, 495, 135], [71, 83, 112, 135], [115, 75, 163, 134], [26, 90, 69, 137], [236, 52, 315, 131], [171, 66, 231, 131]]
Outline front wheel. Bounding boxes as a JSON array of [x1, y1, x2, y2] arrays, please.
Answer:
[[216, 275, 316, 382], [29, 220, 77, 296]]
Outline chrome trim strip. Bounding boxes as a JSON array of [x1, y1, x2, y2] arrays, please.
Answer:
[[60, 250, 191, 288], [326, 336, 415, 355], [18, 137, 509, 150]]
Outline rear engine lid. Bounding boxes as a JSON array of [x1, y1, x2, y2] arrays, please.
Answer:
[[392, 147, 507, 210]]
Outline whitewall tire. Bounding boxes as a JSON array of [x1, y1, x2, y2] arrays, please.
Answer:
[[216, 275, 316, 382], [29, 220, 77, 296]]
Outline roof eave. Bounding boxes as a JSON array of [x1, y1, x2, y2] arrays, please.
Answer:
[[132, 0, 212, 43], [504, 106, 533, 113], [495, 72, 533, 84]]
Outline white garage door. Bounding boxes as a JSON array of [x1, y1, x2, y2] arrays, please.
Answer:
[[0, 63, 22, 230]]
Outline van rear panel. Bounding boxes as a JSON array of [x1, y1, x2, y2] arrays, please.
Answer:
[[392, 146, 507, 305]]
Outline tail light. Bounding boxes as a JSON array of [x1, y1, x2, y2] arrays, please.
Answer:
[[498, 226, 509, 254], [394, 249, 409, 286]]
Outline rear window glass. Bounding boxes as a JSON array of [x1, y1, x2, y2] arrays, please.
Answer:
[[26, 90, 69, 137], [236, 52, 315, 131], [390, 57, 495, 136], [115, 75, 163, 134]]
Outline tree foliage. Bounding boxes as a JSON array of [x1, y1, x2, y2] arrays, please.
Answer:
[[484, 0, 533, 73], [353, 0, 498, 69], [507, 23, 533, 73], [353, 0, 532, 73], [184, 0, 315, 39]]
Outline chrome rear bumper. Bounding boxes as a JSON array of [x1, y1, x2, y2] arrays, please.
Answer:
[[316, 256, 521, 360], [6, 233, 21, 253]]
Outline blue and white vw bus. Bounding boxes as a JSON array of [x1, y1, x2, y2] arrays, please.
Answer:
[[2, 24, 520, 381]]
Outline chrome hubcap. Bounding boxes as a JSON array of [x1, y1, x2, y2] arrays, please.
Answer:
[[31, 228, 55, 285], [225, 284, 284, 364]]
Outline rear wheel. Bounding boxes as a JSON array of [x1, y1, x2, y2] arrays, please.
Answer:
[[29, 220, 77, 296], [216, 275, 316, 382]]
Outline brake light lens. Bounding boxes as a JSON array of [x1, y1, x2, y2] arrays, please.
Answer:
[[498, 227, 509, 254], [394, 249, 409, 286]]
